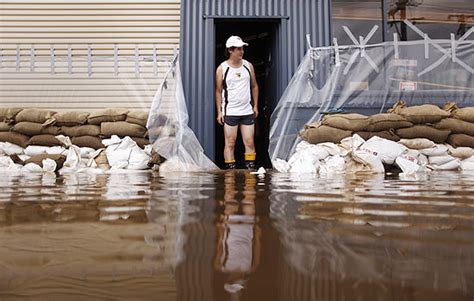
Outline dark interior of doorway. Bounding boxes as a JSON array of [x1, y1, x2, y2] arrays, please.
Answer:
[[215, 20, 278, 169]]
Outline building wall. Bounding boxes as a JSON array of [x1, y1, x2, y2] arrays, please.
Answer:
[[180, 0, 332, 158], [0, 0, 181, 111]]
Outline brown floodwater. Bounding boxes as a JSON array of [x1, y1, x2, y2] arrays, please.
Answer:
[[0, 170, 473, 301]]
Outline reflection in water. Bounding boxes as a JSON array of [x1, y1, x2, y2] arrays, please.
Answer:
[[0, 171, 473, 300], [214, 172, 261, 300]]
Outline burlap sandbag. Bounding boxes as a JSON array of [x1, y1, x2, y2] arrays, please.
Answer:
[[28, 134, 63, 147], [300, 125, 352, 144], [126, 111, 149, 127], [61, 125, 100, 137], [88, 108, 128, 125], [395, 104, 450, 124], [15, 109, 56, 124], [72, 136, 105, 150], [94, 150, 110, 169], [52, 111, 90, 126], [433, 118, 474, 136], [0, 132, 30, 147], [25, 154, 66, 170], [364, 113, 413, 132], [355, 130, 400, 142], [0, 108, 23, 123], [101, 121, 147, 138], [0, 122, 12, 132], [447, 134, 474, 148], [396, 125, 450, 144], [12, 122, 61, 136], [452, 107, 474, 123], [321, 113, 370, 131], [131, 137, 151, 148]]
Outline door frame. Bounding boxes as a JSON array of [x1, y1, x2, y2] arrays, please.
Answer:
[[204, 16, 288, 161]]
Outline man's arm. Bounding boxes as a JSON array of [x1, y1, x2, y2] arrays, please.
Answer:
[[249, 63, 259, 118], [215, 66, 224, 125]]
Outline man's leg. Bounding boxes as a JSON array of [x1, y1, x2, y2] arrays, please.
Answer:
[[240, 123, 256, 170], [224, 123, 238, 169]]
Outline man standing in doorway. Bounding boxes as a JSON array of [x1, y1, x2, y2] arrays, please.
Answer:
[[215, 36, 259, 170]]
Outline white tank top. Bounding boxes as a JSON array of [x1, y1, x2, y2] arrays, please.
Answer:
[[221, 59, 253, 116]]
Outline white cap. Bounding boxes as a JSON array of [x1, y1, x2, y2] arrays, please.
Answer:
[[225, 36, 248, 48]]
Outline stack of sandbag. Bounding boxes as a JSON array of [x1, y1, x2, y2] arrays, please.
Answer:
[[300, 112, 413, 144], [0, 108, 24, 156], [388, 101, 451, 144], [11, 109, 63, 150], [398, 138, 460, 170], [435, 104, 474, 148], [99, 110, 150, 148]]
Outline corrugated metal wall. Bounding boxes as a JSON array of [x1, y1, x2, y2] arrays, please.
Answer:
[[0, 0, 181, 111], [180, 0, 332, 158]]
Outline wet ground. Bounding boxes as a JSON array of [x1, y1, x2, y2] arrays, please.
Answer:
[[0, 170, 473, 301]]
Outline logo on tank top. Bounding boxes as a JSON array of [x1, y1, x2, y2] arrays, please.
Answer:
[[235, 72, 241, 78]]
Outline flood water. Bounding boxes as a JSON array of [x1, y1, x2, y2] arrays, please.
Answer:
[[0, 170, 473, 300]]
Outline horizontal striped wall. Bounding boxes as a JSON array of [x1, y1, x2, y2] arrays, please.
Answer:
[[0, 0, 181, 111]]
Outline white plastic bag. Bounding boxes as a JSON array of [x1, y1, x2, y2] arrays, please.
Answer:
[[273, 158, 290, 173], [360, 136, 407, 165], [24, 145, 50, 156], [429, 159, 460, 170], [352, 148, 385, 173], [319, 155, 345, 174], [428, 155, 457, 166], [395, 153, 422, 174], [0, 142, 24, 155], [420, 144, 449, 157]]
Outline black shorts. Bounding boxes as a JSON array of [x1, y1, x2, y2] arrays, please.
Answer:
[[224, 114, 255, 126]]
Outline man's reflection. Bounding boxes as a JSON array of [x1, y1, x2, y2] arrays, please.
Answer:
[[214, 171, 261, 299]]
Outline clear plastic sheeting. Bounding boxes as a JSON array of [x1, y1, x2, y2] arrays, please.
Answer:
[[270, 24, 474, 164], [147, 55, 218, 172]]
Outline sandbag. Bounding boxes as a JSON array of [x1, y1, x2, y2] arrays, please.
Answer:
[[396, 125, 450, 144], [61, 125, 101, 137], [446, 145, 474, 159], [100, 121, 147, 138], [433, 118, 474, 136], [321, 113, 370, 131], [28, 135, 63, 147], [420, 144, 449, 157], [0, 122, 12, 132], [392, 103, 450, 124], [52, 111, 90, 126], [126, 110, 149, 127], [398, 138, 435, 150], [94, 150, 110, 169], [452, 107, 474, 123], [0, 108, 22, 122], [300, 125, 352, 144], [360, 136, 407, 165], [15, 109, 56, 124], [428, 155, 456, 165], [364, 113, 412, 132], [24, 154, 66, 170], [72, 136, 105, 150], [131, 137, 151, 148], [355, 130, 400, 142], [447, 134, 474, 148], [0, 131, 30, 148], [12, 122, 60, 136], [429, 159, 460, 170], [0, 142, 24, 155], [88, 108, 128, 125]]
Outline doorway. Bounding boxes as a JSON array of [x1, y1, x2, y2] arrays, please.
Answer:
[[214, 19, 280, 169]]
